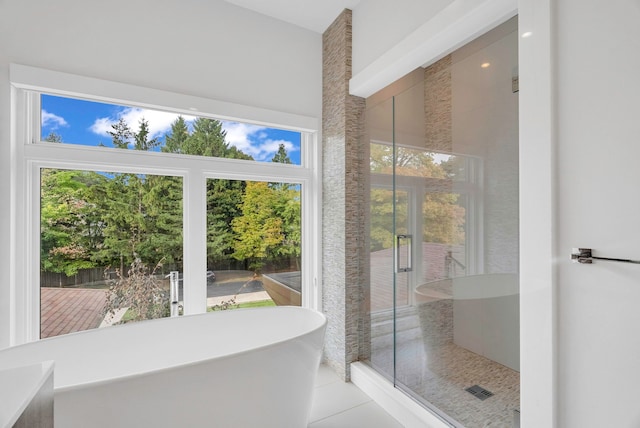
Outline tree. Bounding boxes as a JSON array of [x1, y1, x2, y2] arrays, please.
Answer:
[[181, 117, 228, 157], [207, 179, 245, 266], [369, 188, 408, 252], [162, 116, 251, 267], [269, 144, 301, 268], [108, 118, 133, 149], [272, 143, 291, 164], [162, 116, 190, 154], [270, 185, 301, 269], [232, 181, 284, 271], [44, 132, 63, 143], [368, 143, 465, 250], [95, 172, 145, 268], [103, 258, 169, 322], [423, 193, 465, 245], [141, 174, 183, 266], [40, 169, 102, 282], [133, 118, 160, 151], [96, 117, 183, 269]]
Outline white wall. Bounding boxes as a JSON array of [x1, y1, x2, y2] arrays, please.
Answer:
[[351, 0, 454, 76], [555, 0, 640, 426], [0, 0, 321, 116], [0, 0, 321, 349], [0, 66, 9, 350]]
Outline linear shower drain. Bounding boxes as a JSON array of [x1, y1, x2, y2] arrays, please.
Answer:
[[465, 385, 494, 401]]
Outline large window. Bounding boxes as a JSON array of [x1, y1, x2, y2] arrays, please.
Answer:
[[11, 65, 320, 343]]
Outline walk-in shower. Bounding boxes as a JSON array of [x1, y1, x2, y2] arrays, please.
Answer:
[[361, 17, 520, 427]]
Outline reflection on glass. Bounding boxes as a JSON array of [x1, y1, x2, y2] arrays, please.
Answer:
[[371, 142, 468, 181], [370, 188, 409, 311], [421, 192, 467, 283]]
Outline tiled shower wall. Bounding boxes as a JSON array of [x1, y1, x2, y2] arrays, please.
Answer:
[[425, 55, 453, 153], [321, 9, 366, 381]]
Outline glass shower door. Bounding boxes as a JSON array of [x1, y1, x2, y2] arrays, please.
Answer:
[[364, 17, 521, 428]]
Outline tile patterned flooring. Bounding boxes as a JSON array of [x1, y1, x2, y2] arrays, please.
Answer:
[[309, 364, 403, 428]]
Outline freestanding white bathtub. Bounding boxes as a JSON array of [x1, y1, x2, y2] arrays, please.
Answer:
[[0, 306, 327, 428]]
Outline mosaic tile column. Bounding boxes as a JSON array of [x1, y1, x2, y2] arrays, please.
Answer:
[[322, 9, 366, 381], [425, 55, 452, 153]]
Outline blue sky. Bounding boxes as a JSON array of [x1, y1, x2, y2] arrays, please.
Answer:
[[40, 94, 301, 165]]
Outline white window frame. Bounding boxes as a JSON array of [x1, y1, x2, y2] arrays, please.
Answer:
[[9, 64, 322, 345]]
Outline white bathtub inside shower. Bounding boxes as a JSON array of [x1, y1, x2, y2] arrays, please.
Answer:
[[416, 273, 519, 371]]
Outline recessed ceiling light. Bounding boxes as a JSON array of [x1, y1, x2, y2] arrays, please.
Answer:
[[522, 31, 533, 38], [481, 62, 491, 69], [188, 107, 198, 111]]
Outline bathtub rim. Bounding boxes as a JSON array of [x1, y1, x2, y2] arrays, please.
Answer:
[[1, 306, 327, 393], [415, 273, 519, 300]]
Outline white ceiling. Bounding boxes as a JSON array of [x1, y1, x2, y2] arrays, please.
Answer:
[[223, 0, 362, 33]]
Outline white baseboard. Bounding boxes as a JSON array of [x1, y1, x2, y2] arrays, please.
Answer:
[[350, 362, 452, 428]]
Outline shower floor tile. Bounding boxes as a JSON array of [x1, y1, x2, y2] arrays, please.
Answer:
[[370, 312, 520, 428]]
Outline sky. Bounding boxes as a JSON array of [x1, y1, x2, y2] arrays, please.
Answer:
[[40, 94, 302, 165]]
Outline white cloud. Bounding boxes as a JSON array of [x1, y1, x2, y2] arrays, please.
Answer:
[[89, 107, 195, 141], [42, 110, 68, 129], [222, 122, 299, 162], [89, 117, 114, 136], [222, 122, 267, 155], [89, 109, 297, 160]]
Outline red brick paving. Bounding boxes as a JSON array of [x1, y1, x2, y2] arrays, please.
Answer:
[[40, 288, 108, 338]]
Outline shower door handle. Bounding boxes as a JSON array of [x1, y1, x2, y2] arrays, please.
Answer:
[[396, 234, 413, 273]]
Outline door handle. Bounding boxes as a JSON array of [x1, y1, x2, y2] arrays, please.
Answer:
[[396, 234, 413, 273]]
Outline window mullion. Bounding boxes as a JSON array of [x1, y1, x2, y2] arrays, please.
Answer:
[[182, 170, 207, 315]]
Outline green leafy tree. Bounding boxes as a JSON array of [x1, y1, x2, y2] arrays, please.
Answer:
[[207, 179, 245, 265], [96, 173, 184, 270], [133, 118, 160, 151], [271, 185, 301, 268], [272, 143, 291, 164], [43, 132, 63, 143], [162, 117, 251, 267], [423, 193, 465, 245], [232, 181, 284, 271], [269, 144, 301, 268], [369, 188, 408, 252], [369, 143, 465, 250], [162, 116, 190, 154], [96, 117, 183, 269], [141, 174, 183, 266], [108, 118, 133, 149], [95, 173, 144, 268], [181, 117, 228, 157], [40, 169, 102, 282]]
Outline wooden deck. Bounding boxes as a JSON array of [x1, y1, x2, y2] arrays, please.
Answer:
[[40, 288, 107, 338]]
